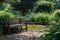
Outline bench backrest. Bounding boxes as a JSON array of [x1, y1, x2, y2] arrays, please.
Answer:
[[3, 18, 21, 25]]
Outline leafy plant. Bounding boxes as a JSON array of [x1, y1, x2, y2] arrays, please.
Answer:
[[40, 12, 60, 40], [33, 1, 55, 13], [0, 7, 15, 18], [40, 0, 53, 1], [41, 24, 60, 40], [33, 12, 55, 25], [53, 10, 60, 22], [54, 10, 60, 16]]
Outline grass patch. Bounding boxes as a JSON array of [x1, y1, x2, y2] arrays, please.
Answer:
[[22, 24, 46, 31]]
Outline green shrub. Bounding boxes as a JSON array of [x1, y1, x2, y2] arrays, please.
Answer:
[[41, 0, 53, 1], [33, 1, 55, 13], [40, 12, 60, 40], [0, 4, 15, 18], [33, 12, 55, 25], [53, 10, 60, 22], [55, 1, 60, 9], [0, 11, 15, 18], [41, 24, 60, 40], [54, 10, 60, 17]]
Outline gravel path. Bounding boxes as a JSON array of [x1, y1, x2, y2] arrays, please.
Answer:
[[2, 32, 44, 40]]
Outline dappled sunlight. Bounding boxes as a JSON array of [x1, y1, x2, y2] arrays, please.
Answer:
[[22, 24, 46, 32]]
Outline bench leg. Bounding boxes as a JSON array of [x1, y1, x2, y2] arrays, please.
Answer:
[[8, 27, 10, 34], [20, 26, 22, 32], [26, 22, 28, 31], [0, 30, 2, 35]]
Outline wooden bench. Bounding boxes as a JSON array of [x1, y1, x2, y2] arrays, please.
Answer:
[[2, 18, 27, 34]]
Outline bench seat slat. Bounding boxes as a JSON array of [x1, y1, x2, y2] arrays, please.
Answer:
[[10, 24, 23, 28]]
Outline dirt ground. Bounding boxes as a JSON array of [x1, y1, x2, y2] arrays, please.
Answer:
[[1, 32, 44, 40]]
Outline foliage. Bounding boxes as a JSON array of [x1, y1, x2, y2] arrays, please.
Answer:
[[33, 1, 55, 13], [33, 12, 55, 25], [21, 0, 37, 2], [54, 10, 60, 16], [0, 11, 15, 18], [53, 10, 60, 21], [1, 0, 21, 3], [12, 2, 34, 15], [55, 1, 60, 9], [0, 7, 15, 18], [41, 11, 60, 40], [23, 12, 35, 21], [41, 24, 60, 40], [40, 0, 53, 1]]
